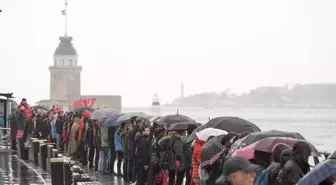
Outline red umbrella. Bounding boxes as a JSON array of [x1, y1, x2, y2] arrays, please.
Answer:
[[233, 141, 261, 160], [252, 137, 320, 156]]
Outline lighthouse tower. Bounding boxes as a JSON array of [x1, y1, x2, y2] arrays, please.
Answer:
[[49, 0, 82, 102], [49, 37, 82, 101]]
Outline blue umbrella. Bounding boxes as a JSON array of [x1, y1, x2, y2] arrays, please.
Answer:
[[104, 114, 123, 127], [297, 159, 336, 185], [116, 112, 149, 123]]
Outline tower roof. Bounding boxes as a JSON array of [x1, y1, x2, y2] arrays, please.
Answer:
[[54, 36, 77, 55]]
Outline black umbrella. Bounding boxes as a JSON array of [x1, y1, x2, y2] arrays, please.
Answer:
[[157, 114, 196, 126], [72, 106, 95, 114], [239, 130, 306, 148], [200, 134, 226, 168], [167, 121, 200, 131], [31, 105, 49, 111], [187, 117, 261, 143]]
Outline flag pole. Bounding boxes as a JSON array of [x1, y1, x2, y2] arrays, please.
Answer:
[[64, 0, 68, 37]]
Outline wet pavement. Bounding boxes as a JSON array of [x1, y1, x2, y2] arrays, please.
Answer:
[[0, 151, 126, 185], [0, 152, 48, 184]]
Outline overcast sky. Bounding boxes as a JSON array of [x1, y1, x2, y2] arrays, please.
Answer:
[[1, 0, 336, 107]]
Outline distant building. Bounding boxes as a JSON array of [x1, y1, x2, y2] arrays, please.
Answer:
[[37, 36, 121, 111]]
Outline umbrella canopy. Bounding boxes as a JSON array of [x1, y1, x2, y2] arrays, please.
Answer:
[[104, 114, 122, 127], [187, 117, 260, 143], [297, 159, 336, 185], [200, 134, 226, 168], [91, 108, 119, 122], [150, 116, 162, 124], [157, 114, 196, 126], [233, 141, 261, 160], [252, 137, 320, 156], [239, 130, 306, 148], [31, 105, 48, 111], [167, 121, 199, 131], [72, 106, 95, 115], [116, 112, 149, 123], [196, 128, 228, 142]]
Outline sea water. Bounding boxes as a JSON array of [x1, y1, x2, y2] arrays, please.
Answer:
[[124, 107, 336, 153]]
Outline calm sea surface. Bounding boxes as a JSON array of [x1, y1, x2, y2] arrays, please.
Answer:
[[123, 107, 336, 153]]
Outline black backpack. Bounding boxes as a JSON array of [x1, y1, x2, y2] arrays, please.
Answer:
[[159, 139, 176, 169]]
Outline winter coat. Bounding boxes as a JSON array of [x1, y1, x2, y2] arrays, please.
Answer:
[[115, 127, 123, 152], [276, 142, 311, 185], [126, 125, 138, 157], [135, 131, 151, 166], [192, 137, 206, 179], [164, 136, 186, 171], [119, 127, 128, 154], [108, 127, 116, 148], [55, 118, 64, 134], [101, 126, 109, 147], [68, 122, 80, 155]]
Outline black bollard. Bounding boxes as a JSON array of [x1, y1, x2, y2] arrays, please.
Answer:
[[16, 137, 24, 159], [38, 143, 48, 169], [28, 138, 37, 161], [47, 145, 54, 172], [52, 149, 59, 158], [51, 158, 64, 185], [63, 159, 73, 185], [33, 140, 40, 164]]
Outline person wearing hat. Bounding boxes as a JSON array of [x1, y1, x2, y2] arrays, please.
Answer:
[[216, 156, 260, 185]]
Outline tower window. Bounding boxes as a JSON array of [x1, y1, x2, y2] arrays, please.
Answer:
[[68, 59, 73, 66]]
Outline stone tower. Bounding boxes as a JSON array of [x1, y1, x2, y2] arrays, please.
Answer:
[[49, 36, 82, 101]]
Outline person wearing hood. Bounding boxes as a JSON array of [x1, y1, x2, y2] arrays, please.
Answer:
[[68, 114, 81, 158], [135, 123, 151, 185], [254, 143, 290, 185], [276, 141, 311, 185], [269, 149, 292, 185]]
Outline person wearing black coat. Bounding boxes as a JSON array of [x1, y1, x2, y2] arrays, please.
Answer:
[[135, 123, 151, 185], [126, 116, 139, 183], [276, 141, 311, 185]]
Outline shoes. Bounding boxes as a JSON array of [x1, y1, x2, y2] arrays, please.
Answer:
[[117, 172, 123, 177], [110, 171, 118, 175]]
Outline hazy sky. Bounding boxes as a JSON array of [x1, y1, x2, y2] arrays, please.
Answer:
[[1, 0, 336, 107]]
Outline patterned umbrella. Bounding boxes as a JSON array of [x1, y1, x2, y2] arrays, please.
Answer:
[[116, 112, 149, 123], [200, 134, 226, 168], [91, 108, 119, 122], [297, 159, 336, 185]]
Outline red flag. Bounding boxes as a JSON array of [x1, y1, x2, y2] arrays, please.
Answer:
[[61, 10, 66, 15]]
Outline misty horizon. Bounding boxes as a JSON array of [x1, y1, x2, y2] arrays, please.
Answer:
[[1, 0, 336, 107]]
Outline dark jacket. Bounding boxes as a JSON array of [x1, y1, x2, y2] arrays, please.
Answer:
[[135, 131, 151, 166], [168, 136, 185, 171], [55, 118, 64, 134], [38, 118, 51, 139], [126, 125, 138, 157], [108, 126, 116, 148], [276, 142, 310, 185]]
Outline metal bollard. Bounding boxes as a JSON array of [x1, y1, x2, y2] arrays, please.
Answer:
[[38, 143, 48, 169], [32, 140, 40, 164], [51, 158, 64, 185], [46, 145, 54, 172], [63, 159, 73, 185]]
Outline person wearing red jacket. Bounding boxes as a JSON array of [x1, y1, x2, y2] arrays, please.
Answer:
[[77, 110, 91, 166], [17, 98, 33, 143]]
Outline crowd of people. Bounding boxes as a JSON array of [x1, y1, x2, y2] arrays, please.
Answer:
[[6, 98, 336, 185]]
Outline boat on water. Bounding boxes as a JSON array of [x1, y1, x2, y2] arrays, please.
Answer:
[[152, 93, 160, 106]]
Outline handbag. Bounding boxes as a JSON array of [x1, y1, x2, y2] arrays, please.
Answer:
[[16, 129, 24, 138]]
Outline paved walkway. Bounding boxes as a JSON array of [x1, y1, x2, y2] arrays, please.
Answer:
[[0, 151, 126, 184]]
